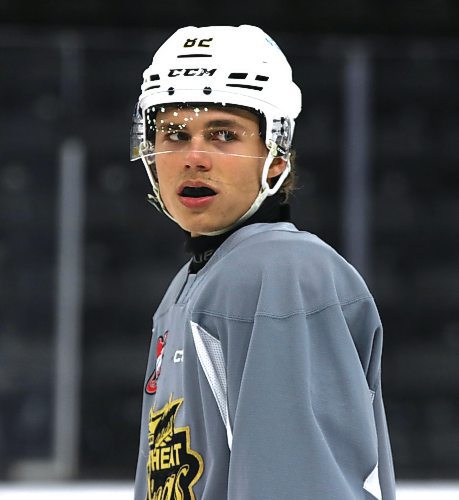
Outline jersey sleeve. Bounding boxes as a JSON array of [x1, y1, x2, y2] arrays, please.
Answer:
[[192, 296, 396, 500]]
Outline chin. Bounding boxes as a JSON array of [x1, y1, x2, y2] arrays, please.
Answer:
[[187, 226, 218, 237], [178, 221, 210, 236], [181, 221, 226, 237], [175, 214, 217, 236]]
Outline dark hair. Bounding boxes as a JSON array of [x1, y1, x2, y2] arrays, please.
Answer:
[[270, 149, 297, 201]]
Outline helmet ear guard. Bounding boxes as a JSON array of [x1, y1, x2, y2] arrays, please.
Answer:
[[130, 25, 302, 234]]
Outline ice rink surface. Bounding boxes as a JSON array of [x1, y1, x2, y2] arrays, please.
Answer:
[[0, 481, 458, 499]]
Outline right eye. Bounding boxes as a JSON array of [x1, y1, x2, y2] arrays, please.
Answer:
[[166, 131, 190, 142]]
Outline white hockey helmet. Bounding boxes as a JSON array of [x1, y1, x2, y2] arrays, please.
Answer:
[[130, 25, 302, 235]]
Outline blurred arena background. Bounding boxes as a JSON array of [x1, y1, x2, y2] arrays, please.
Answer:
[[0, 0, 458, 497]]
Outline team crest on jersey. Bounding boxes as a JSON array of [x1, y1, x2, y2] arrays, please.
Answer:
[[145, 332, 168, 395], [146, 396, 204, 500]]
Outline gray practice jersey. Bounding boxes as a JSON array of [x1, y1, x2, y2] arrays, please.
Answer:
[[134, 222, 396, 500]]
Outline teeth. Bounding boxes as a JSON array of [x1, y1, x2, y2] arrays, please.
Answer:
[[181, 186, 216, 198]]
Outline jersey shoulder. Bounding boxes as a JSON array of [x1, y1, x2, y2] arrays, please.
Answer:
[[194, 224, 371, 319]]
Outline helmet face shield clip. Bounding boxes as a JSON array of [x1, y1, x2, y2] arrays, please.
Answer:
[[130, 102, 144, 162]]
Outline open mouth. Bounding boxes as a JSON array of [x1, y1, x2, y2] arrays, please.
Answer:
[[180, 186, 217, 198]]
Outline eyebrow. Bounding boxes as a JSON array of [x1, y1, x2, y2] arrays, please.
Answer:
[[204, 119, 245, 129], [155, 118, 254, 135], [155, 121, 241, 133]]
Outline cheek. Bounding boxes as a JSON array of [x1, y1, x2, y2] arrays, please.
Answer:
[[234, 160, 264, 193], [154, 158, 166, 179], [155, 164, 175, 204]]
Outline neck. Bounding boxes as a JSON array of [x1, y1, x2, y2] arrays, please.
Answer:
[[185, 193, 290, 273]]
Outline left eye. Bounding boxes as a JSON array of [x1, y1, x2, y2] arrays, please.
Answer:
[[210, 130, 237, 142]]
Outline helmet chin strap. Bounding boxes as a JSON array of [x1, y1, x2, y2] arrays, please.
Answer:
[[143, 150, 291, 237]]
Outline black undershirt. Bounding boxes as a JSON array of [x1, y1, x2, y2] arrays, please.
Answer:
[[185, 193, 291, 273]]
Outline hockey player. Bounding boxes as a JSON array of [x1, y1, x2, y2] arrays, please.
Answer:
[[130, 25, 396, 499]]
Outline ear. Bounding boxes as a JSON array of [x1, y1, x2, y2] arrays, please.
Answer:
[[267, 157, 287, 179]]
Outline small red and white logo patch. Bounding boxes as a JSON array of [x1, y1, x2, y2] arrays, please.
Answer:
[[145, 332, 168, 395]]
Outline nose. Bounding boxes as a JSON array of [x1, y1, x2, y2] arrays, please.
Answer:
[[184, 138, 212, 171]]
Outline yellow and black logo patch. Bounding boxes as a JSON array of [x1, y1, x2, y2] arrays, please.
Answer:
[[146, 396, 204, 500]]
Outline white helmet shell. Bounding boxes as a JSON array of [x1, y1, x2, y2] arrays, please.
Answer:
[[139, 25, 301, 122]]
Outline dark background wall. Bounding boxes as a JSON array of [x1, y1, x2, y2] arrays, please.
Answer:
[[2, 0, 459, 35], [1, 0, 458, 483]]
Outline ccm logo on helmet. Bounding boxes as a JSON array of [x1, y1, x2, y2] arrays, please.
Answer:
[[168, 68, 217, 77]]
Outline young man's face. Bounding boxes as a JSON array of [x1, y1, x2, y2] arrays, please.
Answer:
[[153, 105, 285, 236]]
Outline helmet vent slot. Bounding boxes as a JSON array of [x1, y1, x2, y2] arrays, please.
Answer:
[[177, 54, 212, 58], [228, 72, 248, 79], [226, 83, 263, 91]]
